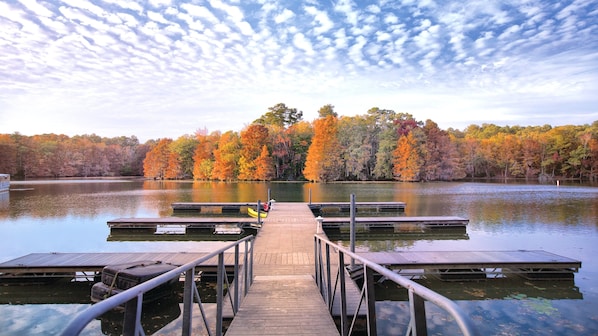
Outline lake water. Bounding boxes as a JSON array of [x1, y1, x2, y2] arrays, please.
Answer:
[[0, 180, 597, 335]]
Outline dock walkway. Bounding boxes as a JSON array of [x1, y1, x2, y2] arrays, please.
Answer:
[[226, 202, 341, 335]]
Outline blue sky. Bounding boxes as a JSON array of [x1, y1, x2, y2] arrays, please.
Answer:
[[0, 0, 597, 141]]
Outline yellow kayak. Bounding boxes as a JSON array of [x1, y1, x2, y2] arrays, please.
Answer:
[[247, 207, 267, 219]]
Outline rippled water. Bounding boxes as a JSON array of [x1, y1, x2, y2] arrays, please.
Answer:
[[0, 180, 597, 335]]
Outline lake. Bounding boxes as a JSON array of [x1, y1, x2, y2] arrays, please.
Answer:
[[0, 180, 597, 335]]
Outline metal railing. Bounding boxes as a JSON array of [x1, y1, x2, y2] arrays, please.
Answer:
[[314, 234, 479, 336], [61, 235, 255, 336]]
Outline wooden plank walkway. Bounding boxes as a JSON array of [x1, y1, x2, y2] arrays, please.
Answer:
[[226, 202, 341, 335]]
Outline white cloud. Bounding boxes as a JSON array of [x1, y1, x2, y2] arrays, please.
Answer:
[[18, 0, 54, 17], [181, 4, 219, 24], [274, 9, 295, 24], [148, 0, 172, 8], [292, 32, 314, 55], [305, 6, 334, 35]]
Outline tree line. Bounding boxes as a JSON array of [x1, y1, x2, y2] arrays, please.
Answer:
[[1, 103, 597, 182]]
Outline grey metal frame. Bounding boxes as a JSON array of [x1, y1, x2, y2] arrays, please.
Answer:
[[314, 234, 479, 336], [61, 235, 255, 336]]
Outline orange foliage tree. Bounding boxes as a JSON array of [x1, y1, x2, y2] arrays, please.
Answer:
[[143, 138, 172, 179], [193, 130, 219, 180], [393, 132, 423, 181], [255, 145, 274, 180], [238, 124, 269, 180], [303, 114, 343, 182], [212, 131, 240, 181]]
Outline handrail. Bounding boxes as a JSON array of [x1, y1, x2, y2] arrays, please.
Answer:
[[314, 234, 479, 336], [62, 235, 255, 336]]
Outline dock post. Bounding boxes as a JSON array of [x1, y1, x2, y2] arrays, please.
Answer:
[[350, 194, 356, 268], [257, 200, 262, 224], [316, 216, 324, 234], [309, 188, 312, 204], [267, 188, 271, 201]]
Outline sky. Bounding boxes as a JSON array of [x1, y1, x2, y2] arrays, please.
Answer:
[[0, 0, 597, 141]]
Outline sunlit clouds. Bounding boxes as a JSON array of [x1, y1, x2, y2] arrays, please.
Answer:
[[0, 0, 596, 140]]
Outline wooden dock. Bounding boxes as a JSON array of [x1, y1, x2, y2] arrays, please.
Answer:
[[322, 216, 468, 231], [225, 202, 348, 335], [358, 250, 581, 280], [309, 201, 405, 214], [171, 202, 256, 214], [0, 252, 237, 281], [107, 217, 258, 234]]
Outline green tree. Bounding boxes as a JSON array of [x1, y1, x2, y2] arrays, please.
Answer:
[[254, 103, 303, 127]]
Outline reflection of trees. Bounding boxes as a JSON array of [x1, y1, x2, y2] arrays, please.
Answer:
[[336, 239, 416, 252], [4, 182, 143, 218]]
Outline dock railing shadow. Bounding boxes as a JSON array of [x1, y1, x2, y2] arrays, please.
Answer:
[[314, 234, 479, 336], [61, 235, 255, 336]]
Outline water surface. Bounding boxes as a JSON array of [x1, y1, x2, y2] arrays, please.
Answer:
[[0, 180, 596, 335]]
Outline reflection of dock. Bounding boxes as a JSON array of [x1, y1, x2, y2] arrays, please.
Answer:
[[357, 250, 581, 281], [377, 277, 583, 301]]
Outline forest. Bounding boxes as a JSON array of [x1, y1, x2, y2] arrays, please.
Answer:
[[1, 103, 597, 182]]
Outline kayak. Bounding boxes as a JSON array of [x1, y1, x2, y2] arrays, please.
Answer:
[[247, 207, 267, 219]]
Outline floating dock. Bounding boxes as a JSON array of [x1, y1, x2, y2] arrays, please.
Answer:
[[0, 252, 238, 283], [107, 217, 258, 234], [358, 250, 581, 281], [322, 216, 468, 232], [171, 202, 257, 214], [309, 201, 405, 214]]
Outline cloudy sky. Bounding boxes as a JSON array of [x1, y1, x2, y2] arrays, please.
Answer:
[[0, 0, 597, 141]]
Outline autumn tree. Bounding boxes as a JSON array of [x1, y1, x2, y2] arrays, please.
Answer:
[[393, 130, 424, 181], [192, 130, 219, 180], [212, 131, 240, 181], [304, 111, 343, 182], [238, 124, 269, 180], [422, 120, 461, 181], [143, 138, 173, 179], [255, 145, 274, 180], [168, 135, 199, 179]]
